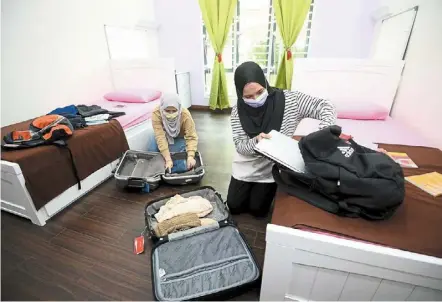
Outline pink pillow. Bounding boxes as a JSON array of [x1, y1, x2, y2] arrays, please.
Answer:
[[104, 89, 162, 103], [336, 102, 389, 120]]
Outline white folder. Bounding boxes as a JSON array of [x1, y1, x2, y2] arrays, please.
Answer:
[[254, 130, 306, 173]]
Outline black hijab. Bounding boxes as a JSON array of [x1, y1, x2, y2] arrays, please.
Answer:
[[235, 61, 285, 138]]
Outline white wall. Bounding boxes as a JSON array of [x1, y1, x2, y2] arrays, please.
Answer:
[[379, 0, 442, 148], [1, 0, 155, 126], [154, 0, 205, 106], [308, 0, 379, 58]]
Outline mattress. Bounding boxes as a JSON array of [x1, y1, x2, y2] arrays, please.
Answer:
[[93, 99, 160, 129], [1, 120, 129, 210], [271, 143, 442, 258], [295, 117, 434, 148]]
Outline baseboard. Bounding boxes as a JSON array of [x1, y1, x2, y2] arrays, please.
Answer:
[[190, 105, 232, 114]]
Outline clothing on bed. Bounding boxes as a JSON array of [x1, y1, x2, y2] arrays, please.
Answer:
[[231, 90, 337, 183], [1, 119, 129, 210], [76, 104, 109, 117], [271, 143, 442, 258], [49, 105, 79, 116], [48, 106, 87, 129]]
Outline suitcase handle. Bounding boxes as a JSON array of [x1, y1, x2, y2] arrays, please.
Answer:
[[127, 177, 145, 188]]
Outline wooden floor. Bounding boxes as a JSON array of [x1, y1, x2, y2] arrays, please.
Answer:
[[1, 111, 269, 301]]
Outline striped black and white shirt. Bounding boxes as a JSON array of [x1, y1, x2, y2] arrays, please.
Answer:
[[231, 90, 337, 183]]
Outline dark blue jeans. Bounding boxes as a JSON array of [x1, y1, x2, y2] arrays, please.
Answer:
[[148, 137, 187, 173]]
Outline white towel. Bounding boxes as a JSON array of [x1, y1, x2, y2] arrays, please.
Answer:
[[85, 114, 110, 122]]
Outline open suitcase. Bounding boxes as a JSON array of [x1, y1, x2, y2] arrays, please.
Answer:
[[162, 151, 205, 185], [114, 150, 163, 192], [145, 187, 261, 301], [115, 150, 205, 191]]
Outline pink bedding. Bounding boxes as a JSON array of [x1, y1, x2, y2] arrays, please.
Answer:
[[294, 117, 435, 148], [93, 99, 160, 129]]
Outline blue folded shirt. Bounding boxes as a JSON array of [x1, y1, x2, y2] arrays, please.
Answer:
[[171, 159, 187, 174]]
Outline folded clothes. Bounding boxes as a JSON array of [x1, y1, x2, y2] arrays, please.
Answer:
[[167, 166, 204, 177], [85, 114, 110, 122], [86, 120, 109, 126], [155, 194, 213, 223], [171, 159, 187, 174], [48, 104, 79, 116], [154, 213, 201, 237]]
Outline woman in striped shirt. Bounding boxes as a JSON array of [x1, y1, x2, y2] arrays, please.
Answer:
[[227, 61, 337, 217]]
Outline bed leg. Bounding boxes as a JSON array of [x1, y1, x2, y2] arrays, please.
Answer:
[[30, 212, 47, 226]]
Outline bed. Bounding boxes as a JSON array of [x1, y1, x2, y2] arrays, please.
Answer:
[[260, 58, 442, 301], [295, 116, 436, 148], [1, 58, 177, 226]]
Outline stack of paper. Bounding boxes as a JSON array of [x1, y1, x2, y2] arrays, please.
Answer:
[[405, 172, 442, 197], [387, 152, 418, 168]]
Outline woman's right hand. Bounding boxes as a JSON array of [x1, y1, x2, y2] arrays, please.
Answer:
[[256, 132, 271, 142], [165, 160, 173, 173]]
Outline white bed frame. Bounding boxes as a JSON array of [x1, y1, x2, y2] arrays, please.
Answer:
[[1, 58, 176, 226], [291, 58, 405, 113], [261, 59, 442, 300], [261, 225, 442, 301]]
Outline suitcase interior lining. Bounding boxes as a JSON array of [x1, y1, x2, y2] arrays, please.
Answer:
[[116, 151, 164, 179], [152, 225, 259, 300], [146, 188, 229, 232]]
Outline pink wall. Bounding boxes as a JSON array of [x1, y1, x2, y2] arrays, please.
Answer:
[[308, 0, 379, 58]]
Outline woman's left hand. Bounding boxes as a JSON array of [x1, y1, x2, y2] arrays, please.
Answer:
[[187, 157, 196, 170]]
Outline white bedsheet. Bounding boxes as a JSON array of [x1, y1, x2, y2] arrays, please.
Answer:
[[295, 117, 435, 148]]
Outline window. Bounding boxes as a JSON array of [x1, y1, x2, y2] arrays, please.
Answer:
[[202, 0, 315, 100], [105, 25, 158, 59]]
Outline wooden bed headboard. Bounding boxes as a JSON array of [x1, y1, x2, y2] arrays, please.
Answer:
[[109, 58, 177, 93], [291, 59, 405, 112]]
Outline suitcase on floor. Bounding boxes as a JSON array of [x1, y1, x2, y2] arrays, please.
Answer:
[[114, 150, 164, 192], [162, 151, 205, 185], [144, 187, 261, 301]]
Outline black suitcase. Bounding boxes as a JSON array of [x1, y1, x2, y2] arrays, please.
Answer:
[[162, 151, 205, 185], [144, 187, 261, 301]]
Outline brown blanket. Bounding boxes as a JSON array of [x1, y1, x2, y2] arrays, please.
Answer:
[[272, 143, 442, 258], [1, 119, 129, 210]]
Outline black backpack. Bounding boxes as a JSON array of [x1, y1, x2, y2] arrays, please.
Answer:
[[272, 125, 405, 220]]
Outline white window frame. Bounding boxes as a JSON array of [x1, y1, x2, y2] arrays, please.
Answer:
[[202, 0, 315, 97]]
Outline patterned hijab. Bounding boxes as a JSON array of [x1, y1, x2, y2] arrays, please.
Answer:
[[160, 93, 182, 144]]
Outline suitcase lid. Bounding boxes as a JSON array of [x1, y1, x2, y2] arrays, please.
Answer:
[[151, 221, 260, 301], [115, 150, 165, 182]]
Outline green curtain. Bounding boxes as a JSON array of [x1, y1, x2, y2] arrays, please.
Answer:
[[199, 0, 237, 110], [273, 0, 311, 90]]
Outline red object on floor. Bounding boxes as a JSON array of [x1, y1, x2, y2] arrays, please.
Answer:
[[134, 236, 145, 255]]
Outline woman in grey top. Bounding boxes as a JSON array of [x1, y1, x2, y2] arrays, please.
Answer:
[[227, 61, 337, 217]]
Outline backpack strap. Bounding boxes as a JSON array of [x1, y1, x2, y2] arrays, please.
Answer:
[[272, 165, 346, 216], [53, 141, 82, 190]]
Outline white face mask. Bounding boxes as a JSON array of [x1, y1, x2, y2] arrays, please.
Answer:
[[243, 89, 269, 108]]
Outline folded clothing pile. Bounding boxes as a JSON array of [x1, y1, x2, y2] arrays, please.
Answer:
[[153, 194, 216, 237], [48, 104, 126, 128]]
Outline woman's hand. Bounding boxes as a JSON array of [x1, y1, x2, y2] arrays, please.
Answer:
[[256, 132, 271, 142], [165, 160, 173, 173], [187, 157, 196, 170]]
